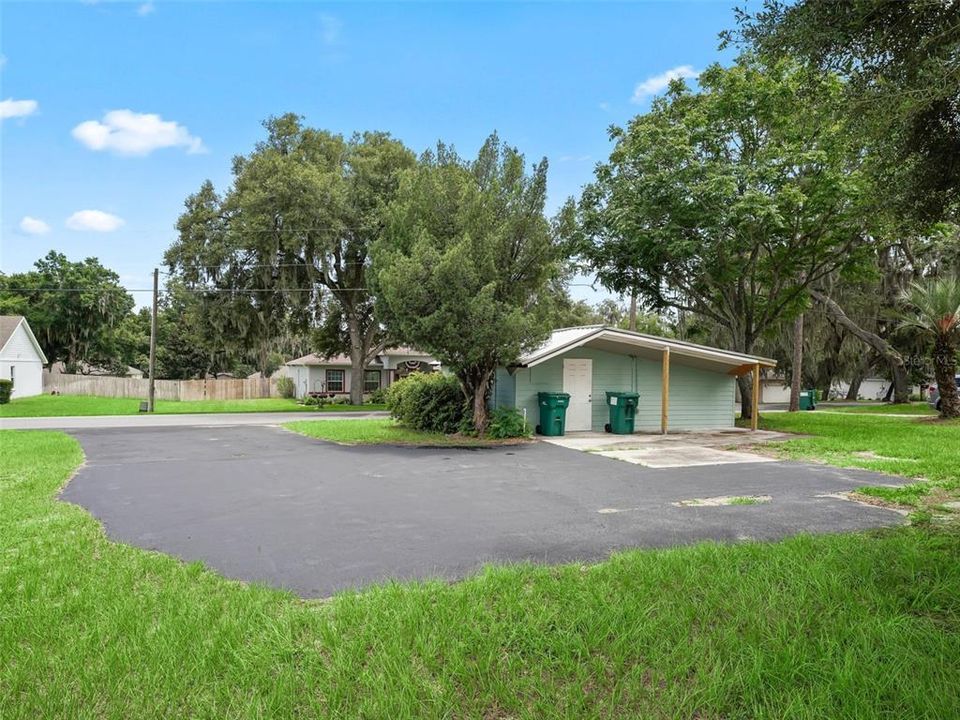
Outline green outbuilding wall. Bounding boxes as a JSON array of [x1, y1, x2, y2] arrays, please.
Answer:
[[493, 347, 736, 432]]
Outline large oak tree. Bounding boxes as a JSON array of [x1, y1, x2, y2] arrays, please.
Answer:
[[577, 59, 870, 418], [166, 115, 416, 403]]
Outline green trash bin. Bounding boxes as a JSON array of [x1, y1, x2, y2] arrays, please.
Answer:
[[799, 389, 817, 411], [536, 392, 570, 436], [605, 391, 640, 434]]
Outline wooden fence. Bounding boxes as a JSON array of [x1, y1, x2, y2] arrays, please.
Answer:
[[43, 373, 278, 401]]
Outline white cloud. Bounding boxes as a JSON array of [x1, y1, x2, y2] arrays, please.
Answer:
[[558, 154, 592, 163], [0, 98, 38, 120], [631, 64, 699, 103], [319, 14, 342, 45], [72, 110, 205, 156], [0, 55, 7, 70], [19, 216, 51, 235], [66, 210, 125, 232], [598, 101, 610, 111], [138, 2, 155, 16]]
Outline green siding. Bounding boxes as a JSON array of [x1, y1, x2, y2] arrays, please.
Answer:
[[498, 347, 735, 432], [492, 367, 516, 410]]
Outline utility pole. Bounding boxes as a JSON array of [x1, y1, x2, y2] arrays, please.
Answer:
[[789, 313, 804, 412], [148, 268, 158, 412]]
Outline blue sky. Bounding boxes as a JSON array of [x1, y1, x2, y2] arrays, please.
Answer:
[[1, 1, 737, 306]]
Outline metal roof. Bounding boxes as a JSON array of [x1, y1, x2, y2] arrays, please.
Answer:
[[516, 325, 776, 374]]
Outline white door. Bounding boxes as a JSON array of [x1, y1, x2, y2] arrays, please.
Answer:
[[563, 358, 593, 431]]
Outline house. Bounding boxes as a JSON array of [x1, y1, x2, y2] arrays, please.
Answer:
[[283, 347, 439, 398], [491, 325, 776, 433], [0, 315, 47, 398], [830, 377, 925, 401], [754, 374, 926, 403], [47, 361, 144, 379]]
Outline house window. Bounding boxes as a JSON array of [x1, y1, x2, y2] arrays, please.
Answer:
[[9, 366, 14, 385], [325, 369, 345, 393], [363, 370, 381, 393]]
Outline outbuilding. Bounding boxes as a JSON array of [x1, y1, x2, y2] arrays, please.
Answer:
[[0, 315, 47, 399], [492, 325, 776, 433]]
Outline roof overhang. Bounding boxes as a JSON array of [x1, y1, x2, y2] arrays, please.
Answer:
[[515, 327, 775, 377]]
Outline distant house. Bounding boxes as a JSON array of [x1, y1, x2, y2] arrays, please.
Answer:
[[283, 347, 439, 398], [0, 315, 47, 398], [47, 361, 144, 379], [751, 374, 926, 403], [490, 325, 776, 433]]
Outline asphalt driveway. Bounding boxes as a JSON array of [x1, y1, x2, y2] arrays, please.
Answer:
[[61, 425, 904, 597]]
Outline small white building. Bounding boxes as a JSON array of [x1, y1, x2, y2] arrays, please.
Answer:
[[283, 347, 439, 399], [0, 315, 47, 398]]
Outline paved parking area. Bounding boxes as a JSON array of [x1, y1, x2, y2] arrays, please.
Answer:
[[61, 425, 904, 597]]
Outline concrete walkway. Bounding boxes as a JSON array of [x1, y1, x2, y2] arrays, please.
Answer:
[[541, 428, 791, 468], [0, 410, 389, 430]]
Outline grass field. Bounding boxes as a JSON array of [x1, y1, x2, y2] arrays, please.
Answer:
[[2, 430, 959, 718], [759, 413, 960, 507], [829, 401, 937, 415], [0, 394, 386, 417], [285, 417, 510, 446]]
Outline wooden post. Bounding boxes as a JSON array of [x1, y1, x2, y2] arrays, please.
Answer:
[[661, 347, 670, 435], [751, 362, 760, 431], [147, 268, 158, 412]]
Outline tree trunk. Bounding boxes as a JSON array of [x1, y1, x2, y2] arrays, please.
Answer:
[[933, 336, 959, 419], [345, 311, 366, 406], [628, 291, 637, 332], [463, 367, 494, 435], [809, 289, 910, 403], [846, 358, 868, 400], [789, 314, 803, 412], [737, 373, 754, 421]]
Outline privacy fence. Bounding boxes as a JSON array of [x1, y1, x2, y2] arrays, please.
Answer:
[[43, 373, 278, 402]]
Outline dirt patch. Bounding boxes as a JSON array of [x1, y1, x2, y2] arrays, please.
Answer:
[[673, 495, 772, 508], [852, 451, 918, 463]]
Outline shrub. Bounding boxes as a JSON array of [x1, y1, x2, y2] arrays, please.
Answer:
[[276, 376, 295, 399], [486, 407, 531, 439], [367, 387, 387, 405], [300, 394, 331, 407], [333, 395, 351, 405], [386, 372, 468, 434], [0, 379, 11, 404]]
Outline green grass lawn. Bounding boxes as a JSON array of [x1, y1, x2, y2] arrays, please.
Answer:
[[285, 417, 509, 446], [829, 401, 937, 415], [758, 412, 960, 506], [0, 394, 386, 417], [3, 430, 959, 718]]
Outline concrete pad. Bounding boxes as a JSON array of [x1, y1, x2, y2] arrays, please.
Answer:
[[598, 445, 778, 468], [541, 428, 788, 468]]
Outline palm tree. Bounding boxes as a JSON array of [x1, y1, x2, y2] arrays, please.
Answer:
[[900, 277, 960, 419]]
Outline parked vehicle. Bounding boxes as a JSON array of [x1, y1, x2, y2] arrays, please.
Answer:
[[928, 377, 960, 411]]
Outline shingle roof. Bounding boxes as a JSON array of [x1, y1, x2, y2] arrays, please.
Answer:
[[0, 315, 48, 363], [286, 353, 384, 367], [0, 315, 25, 352]]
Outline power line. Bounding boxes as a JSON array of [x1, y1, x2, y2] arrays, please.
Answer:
[[1, 282, 602, 294]]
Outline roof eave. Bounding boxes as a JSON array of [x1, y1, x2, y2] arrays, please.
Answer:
[[517, 326, 777, 372]]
